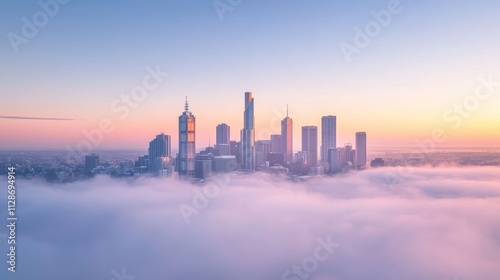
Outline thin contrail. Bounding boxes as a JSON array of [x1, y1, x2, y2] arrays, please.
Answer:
[[0, 115, 79, 121]]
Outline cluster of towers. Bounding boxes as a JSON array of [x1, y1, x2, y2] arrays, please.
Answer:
[[138, 92, 367, 178]]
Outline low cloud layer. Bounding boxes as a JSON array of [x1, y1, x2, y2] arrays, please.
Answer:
[[1, 166, 500, 280]]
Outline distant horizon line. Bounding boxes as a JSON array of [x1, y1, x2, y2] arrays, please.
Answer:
[[1, 146, 499, 152]]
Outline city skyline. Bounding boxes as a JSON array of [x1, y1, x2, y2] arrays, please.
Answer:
[[120, 92, 368, 177], [163, 95, 367, 167]]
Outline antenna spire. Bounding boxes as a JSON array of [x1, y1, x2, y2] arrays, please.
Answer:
[[184, 96, 189, 111], [287, 104, 289, 117]]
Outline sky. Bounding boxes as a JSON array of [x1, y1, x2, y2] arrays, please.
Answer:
[[1, 0, 500, 152], [1, 166, 500, 279]]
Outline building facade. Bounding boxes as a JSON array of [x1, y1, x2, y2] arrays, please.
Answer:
[[328, 148, 341, 174], [240, 92, 255, 171], [148, 133, 172, 176], [178, 98, 196, 176], [216, 123, 231, 155], [356, 132, 367, 169], [256, 140, 272, 168], [301, 126, 318, 166], [270, 134, 282, 153], [321, 116, 337, 166], [281, 109, 293, 165]]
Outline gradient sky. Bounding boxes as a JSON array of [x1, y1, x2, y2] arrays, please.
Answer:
[[1, 0, 499, 152]]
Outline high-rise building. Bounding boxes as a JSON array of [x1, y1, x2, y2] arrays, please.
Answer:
[[178, 97, 196, 177], [321, 116, 337, 166], [148, 133, 172, 176], [216, 123, 231, 155], [344, 143, 353, 165], [337, 146, 347, 168], [301, 126, 318, 166], [356, 132, 367, 169], [148, 133, 171, 158], [216, 123, 230, 144], [194, 153, 213, 179], [240, 92, 255, 171], [281, 106, 293, 164], [328, 148, 341, 174], [270, 134, 282, 153], [255, 140, 272, 168]]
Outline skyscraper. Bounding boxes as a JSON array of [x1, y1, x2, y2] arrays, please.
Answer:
[[240, 92, 255, 170], [356, 132, 367, 169], [255, 140, 272, 168], [216, 123, 231, 156], [281, 106, 293, 164], [328, 148, 341, 174], [148, 133, 171, 176], [194, 153, 213, 180], [270, 134, 282, 153], [178, 97, 196, 176], [149, 133, 171, 159], [301, 126, 318, 166], [344, 143, 353, 165], [321, 115, 337, 166], [216, 123, 230, 145]]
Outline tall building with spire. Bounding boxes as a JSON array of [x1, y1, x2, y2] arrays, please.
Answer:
[[281, 105, 293, 164], [178, 97, 196, 176], [321, 115, 337, 167], [240, 92, 255, 170]]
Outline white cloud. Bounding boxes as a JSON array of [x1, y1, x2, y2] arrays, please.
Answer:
[[1, 166, 500, 280]]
